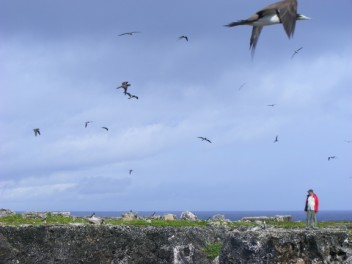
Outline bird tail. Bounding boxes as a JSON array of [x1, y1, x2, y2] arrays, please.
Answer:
[[225, 20, 250, 27]]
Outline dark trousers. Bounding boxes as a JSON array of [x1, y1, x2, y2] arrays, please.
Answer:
[[306, 210, 317, 228]]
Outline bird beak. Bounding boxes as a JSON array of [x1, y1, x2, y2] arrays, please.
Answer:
[[298, 15, 311, 20]]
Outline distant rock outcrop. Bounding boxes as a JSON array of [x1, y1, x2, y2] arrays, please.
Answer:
[[163, 214, 177, 221], [180, 211, 198, 221], [0, 209, 15, 218], [121, 211, 139, 221]]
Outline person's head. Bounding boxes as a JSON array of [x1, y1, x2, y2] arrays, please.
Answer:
[[307, 189, 314, 196]]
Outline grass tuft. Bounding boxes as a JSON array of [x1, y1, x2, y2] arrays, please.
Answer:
[[203, 243, 222, 259]]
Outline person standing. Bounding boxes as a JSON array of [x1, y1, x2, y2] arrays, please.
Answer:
[[304, 189, 319, 229]]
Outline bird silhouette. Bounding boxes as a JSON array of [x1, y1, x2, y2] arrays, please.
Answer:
[[33, 128, 41, 136], [225, 0, 310, 57], [344, 140, 352, 143], [274, 136, 279, 143], [239, 82, 246, 90], [328, 156, 336, 161], [126, 92, 139, 100], [291, 47, 303, 59], [129, 169, 133, 175], [117, 81, 131, 95], [267, 104, 276, 107], [85, 121, 93, 128], [118, 31, 140, 36], [102, 127, 109, 131], [198, 137, 212, 143], [178, 35, 189, 41]]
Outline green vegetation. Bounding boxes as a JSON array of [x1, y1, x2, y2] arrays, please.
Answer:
[[203, 243, 222, 259], [0, 214, 351, 229], [104, 219, 209, 227], [0, 214, 86, 226]]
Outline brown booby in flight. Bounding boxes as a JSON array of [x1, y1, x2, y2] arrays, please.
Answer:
[[118, 32, 140, 36], [225, 0, 310, 56], [33, 128, 41, 136], [274, 135, 279, 143], [117, 81, 131, 95], [291, 47, 303, 59], [328, 156, 336, 161], [178, 35, 189, 41], [198, 137, 212, 143], [85, 121, 93, 128], [126, 92, 139, 100]]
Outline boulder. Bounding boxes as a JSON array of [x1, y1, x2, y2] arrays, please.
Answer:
[[0, 209, 15, 218], [163, 214, 177, 221], [180, 211, 198, 221], [209, 214, 226, 221], [241, 215, 292, 222], [22, 212, 47, 219], [121, 211, 139, 221]]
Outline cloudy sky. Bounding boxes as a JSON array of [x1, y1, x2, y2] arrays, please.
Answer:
[[1, 0, 351, 212]]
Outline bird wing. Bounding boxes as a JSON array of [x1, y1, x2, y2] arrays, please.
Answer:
[[250, 26, 263, 57], [259, 0, 297, 38]]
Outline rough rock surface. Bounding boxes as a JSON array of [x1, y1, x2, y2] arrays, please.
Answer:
[[163, 214, 177, 221], [120, 211, 139, 221], [0, 225, 351, 264], [180, 211, 198, 221], [0, 209, 15, 218], [0, 225, 228, 264], [220, 228, 352, 264]]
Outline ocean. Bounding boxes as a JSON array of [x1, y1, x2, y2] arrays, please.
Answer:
[[68, 210, 352, 222]]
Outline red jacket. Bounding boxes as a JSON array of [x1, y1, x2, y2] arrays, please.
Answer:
[[304, 194, 319, 212]]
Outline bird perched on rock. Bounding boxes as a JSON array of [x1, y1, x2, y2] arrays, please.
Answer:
[[225, 0, 310, 56], [328, 156, 336, 161], [117, 81, 131, 95], [102, 127, 109, 131], [198, 137, 212, 143], [118, 31, 140, 36], [274, 136, 279, 143], [33, 128, 41, 136], [87, 213, 104, 225], [178, 35, 189, 41], [126, 92, 139, 100]]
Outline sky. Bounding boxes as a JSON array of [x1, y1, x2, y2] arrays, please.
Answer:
[[1, 0, 351, 212]]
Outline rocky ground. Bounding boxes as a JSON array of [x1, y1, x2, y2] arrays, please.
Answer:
[[0, 209, 351, 264]]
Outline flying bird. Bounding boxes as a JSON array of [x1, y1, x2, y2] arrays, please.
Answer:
[[178, 35, 189, 41], [33, 128, 41, 136], [102, 127, 109, 131], [129, 169, 133, 175], [267, 104, 276, 107], [198, 137, 212, 143], [291, 47, 303, 59], [344, 140, 352, 143], [117, 81, 131, 95], [118, 31, 140, 36], [239, 82, 246, 90], [85, 121, 93, 128], [225, 0, 310, 56], [328, 156, 336, 161], [126, 92, 139, 100], [274, 136, 279, 143]]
